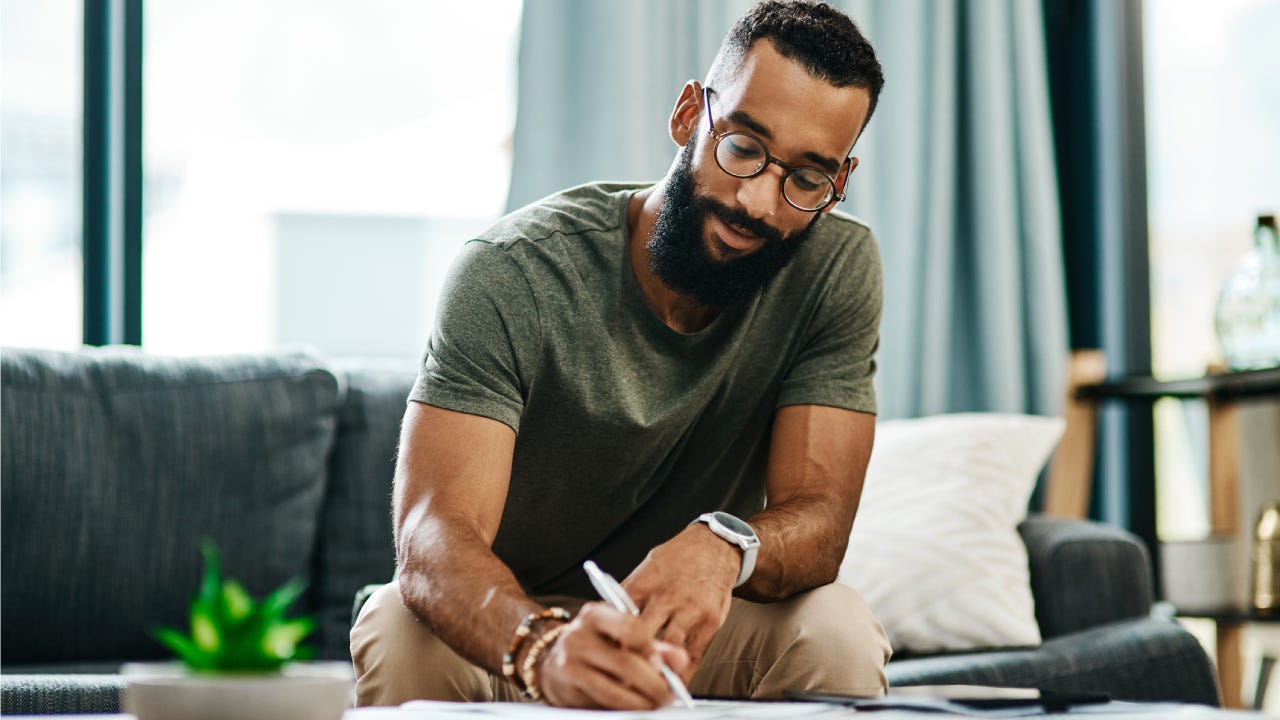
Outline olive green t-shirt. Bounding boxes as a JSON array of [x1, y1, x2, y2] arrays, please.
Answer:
[[411, 181, 882, 597]]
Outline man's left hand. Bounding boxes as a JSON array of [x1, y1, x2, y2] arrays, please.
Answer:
[[621, 525, 741, 680]]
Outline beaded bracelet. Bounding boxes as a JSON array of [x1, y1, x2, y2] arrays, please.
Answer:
[[520, 623, 568, 702], [501, 607, 571, 694]]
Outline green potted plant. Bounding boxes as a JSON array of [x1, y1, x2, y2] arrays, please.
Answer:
[[121, 542, 352, 720]]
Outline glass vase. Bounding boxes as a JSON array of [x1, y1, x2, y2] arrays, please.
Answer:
[[1214, 214, 1280, 370]]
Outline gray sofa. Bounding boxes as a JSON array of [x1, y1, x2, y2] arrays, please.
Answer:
[[1, 347, 1221, 714]]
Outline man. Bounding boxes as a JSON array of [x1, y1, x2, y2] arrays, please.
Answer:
[[352, 0, 889, 709]]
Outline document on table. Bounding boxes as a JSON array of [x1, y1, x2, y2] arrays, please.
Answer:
[[391, 699, 850, 719]]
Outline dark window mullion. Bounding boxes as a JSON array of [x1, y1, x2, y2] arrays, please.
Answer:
[[123, 0, 143, 345], [83, 0, 110, 346], [82, 0, 143, 347]]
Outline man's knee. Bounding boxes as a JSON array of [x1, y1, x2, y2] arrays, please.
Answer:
[[350, 581, 495, 706], [784, 583, 892, 691], [726, 583, 892, 698]]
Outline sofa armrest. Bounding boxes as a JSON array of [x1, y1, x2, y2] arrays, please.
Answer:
[[1018, 515, 1154, 639], [886, 616, 1220, 706]]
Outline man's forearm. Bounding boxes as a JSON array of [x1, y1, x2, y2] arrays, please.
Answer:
[[738, 492, 854, 602], [739, 405, 872, 603], [396, 512, 545, 674]]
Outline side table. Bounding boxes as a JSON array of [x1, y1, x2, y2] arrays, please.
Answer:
[[1044, 357, 1280, 708], [1176, 609, 1279, 712]]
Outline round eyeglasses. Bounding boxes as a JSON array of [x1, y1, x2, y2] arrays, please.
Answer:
[[702, 86, 847, 212]]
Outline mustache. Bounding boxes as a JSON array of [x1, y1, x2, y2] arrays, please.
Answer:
[[699, 196, 786, 245]]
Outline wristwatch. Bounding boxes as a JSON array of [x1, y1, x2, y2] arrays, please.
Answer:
[[692, 511, 760, 588]]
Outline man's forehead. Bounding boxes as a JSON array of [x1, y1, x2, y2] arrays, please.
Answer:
[[711, 41, 869, 160]]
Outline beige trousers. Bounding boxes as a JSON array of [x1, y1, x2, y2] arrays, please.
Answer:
[[350, 580, 891, 707]]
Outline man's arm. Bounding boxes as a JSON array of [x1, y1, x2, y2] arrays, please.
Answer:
[[742, 403, 874, 600], [394, 401, 685, 708], [392, 401, 529, 671], [622, 404, 874, 673]]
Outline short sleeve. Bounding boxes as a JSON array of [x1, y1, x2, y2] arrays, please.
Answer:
[[409, 242, 541, 432], [776, 225, 883, 414]]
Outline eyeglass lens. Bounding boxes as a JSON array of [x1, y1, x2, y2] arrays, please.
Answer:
[[712, 132, 835, 211]]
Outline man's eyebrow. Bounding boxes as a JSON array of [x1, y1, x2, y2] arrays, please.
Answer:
[[726, 109, 842, 175]]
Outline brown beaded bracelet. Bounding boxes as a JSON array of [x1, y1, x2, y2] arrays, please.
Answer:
[[520, 623, 568, 702], [501, 607, 571, 694]]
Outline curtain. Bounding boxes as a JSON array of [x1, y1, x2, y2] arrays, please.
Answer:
[[506, 0, 755, 211], [837, 0, 1068, 418], [506, 0, 1069, 420], [1044, 0, 1153, 537]]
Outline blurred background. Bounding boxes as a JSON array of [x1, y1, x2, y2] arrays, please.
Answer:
[[3, 0, 1278, 707]]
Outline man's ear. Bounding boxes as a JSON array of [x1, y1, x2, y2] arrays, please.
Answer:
[[822, 157, 859, 214], [669, 81, 703, 147]]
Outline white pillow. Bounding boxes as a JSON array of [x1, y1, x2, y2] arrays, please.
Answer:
[[836, 413, 1065, 653]]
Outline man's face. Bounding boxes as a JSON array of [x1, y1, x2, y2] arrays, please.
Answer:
[[648, 139, 821, 309], [648, 41, 871, 309]]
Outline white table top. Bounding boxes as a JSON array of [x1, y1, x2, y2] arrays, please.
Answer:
[[345, 700, 1268, 719], [4, 700, 1270, 720]]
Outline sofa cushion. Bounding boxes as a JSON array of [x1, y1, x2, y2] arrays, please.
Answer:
[[314, 360, 413, 659], [0, 673, 125, 715], [0, 347, 342, 664]]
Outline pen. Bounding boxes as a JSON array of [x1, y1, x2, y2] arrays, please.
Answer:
[[582, 560, 697, 709]]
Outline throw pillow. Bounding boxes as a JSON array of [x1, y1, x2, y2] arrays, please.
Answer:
[[837, 413, 1065, 653]]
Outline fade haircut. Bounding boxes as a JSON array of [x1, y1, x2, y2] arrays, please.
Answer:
[[706, 0, 885, 133]]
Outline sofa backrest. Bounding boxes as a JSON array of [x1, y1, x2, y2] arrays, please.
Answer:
[[313, 360, 410, 660], [1, 348, 342, 664]]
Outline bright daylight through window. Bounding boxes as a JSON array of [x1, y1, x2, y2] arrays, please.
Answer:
[[3, 2, 523, 359], [142, 1, 522, 360], [1, 0, 84, 351], [1144, 0, 1280, 539]]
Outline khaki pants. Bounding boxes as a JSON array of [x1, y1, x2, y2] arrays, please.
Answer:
[[350, 580, 891, 707]]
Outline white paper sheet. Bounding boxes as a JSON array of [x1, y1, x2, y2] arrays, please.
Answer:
[[389, 699, 849, 719]]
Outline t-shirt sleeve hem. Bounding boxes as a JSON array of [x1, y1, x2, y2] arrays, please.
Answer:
[[408, 387, 523, 433], [775, 384, 878, 416]]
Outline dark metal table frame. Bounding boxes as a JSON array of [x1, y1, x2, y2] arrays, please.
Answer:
[[1073, 365, 1280, 709]]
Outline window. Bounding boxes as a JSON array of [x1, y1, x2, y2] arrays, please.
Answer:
[[142, 1, 522, 359], [1, 0, 84, 350], [1145, 0, 1280, 538]]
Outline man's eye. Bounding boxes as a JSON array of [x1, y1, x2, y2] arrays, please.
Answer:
[[725, 137, 762, 158], [791, 172, 825, 192]]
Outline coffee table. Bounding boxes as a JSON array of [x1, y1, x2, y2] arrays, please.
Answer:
[[345, 701, 1273, 718], [5, 703, 1272, 720]]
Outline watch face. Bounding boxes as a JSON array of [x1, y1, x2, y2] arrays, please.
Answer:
[[712, 511, 754, 537]]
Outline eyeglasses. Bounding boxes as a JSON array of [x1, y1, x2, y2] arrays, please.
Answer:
[[702, 86, 846, 212]]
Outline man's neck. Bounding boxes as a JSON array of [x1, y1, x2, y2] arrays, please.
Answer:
[[626, 183, 721, 334]]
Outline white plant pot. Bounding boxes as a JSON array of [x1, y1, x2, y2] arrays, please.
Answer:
[[121, 660, 353, 720]]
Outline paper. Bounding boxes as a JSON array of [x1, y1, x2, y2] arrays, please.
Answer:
[[389, 699, 849, 719]]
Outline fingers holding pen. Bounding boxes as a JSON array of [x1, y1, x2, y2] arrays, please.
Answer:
[[539, 603, 678, 709], [577, 602, 659, 655]]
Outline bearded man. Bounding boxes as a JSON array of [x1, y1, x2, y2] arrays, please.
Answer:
[[352, 0, 890, 709]]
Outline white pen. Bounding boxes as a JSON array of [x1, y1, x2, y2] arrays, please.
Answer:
[[582, 560, 697, 709]]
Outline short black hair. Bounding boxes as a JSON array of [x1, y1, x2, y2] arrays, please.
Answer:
[[708, 1, 885, 133]]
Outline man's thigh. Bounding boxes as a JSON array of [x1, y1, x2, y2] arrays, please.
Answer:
[[692, 583, 891, 700], [350, 581, 588, 707]]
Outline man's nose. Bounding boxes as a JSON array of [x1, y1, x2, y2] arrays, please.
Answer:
[[735, 163, 784, 220]]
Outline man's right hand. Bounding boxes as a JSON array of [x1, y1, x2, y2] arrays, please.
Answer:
[[537, 602, 690, 709]]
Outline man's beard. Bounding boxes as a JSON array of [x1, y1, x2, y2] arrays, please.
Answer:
[[647, 142, 821, 310]]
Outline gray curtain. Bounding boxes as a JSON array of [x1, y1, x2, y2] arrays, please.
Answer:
[[506, 0, 756, 210], [841, 0, 1068, 417], [506, 0, 1068, 420]]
